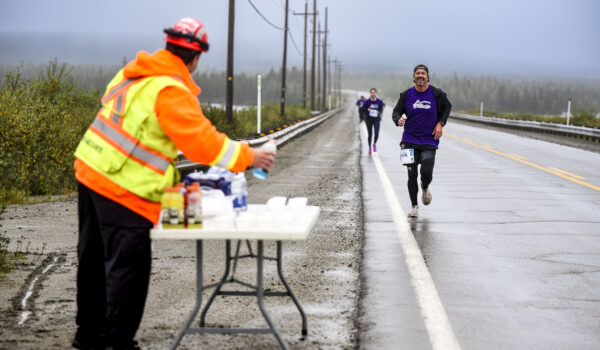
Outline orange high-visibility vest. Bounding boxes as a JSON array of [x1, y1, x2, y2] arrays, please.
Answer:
[[75, 70, 188, 202]]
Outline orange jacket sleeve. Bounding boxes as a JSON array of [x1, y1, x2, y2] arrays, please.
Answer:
[[155, 86, 254, 173]]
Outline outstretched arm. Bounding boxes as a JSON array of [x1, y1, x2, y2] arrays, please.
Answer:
[[392, 93, 406, 126]]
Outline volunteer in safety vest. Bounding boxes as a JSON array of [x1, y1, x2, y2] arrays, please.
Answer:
[[72, 18, 275, 350]]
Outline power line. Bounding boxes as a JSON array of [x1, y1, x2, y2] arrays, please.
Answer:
[[247, 0, 284, 30], [247, 0, 302, 57], [288, 30, 303, 56]]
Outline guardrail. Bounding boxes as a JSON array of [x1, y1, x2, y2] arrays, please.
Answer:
[[450, 113, 600, 143], [176, 107, 342, 172]]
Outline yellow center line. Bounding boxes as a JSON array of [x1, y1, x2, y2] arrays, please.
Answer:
[[445, 134, 600, 192], [548, 167, 586, 180], [509, 153, 527, 160]]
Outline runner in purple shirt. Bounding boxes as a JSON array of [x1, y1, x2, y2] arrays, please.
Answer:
[[356, 95, 367, 122], [361, 88, 385, 154], [392, 64, 452, 218]]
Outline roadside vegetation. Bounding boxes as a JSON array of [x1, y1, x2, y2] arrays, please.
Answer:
[[0, 61, 313, 205], [0, 206, 27, 277]]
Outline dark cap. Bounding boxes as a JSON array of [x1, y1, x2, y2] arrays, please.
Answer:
[[413, 64, 429, 75]]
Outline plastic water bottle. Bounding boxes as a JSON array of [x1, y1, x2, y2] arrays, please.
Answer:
[[185, 184, 203, 228], [239, 172, 247, 211], [253, 140, 277, 180], [231, 172, 248, 212]]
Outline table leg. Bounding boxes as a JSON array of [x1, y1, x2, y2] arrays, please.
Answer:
[[276, 240, 308, 336], [257, 241, 290, 350], [200, 240, 232, 327], [245, 240, 255, 256], [169, 240, 203, 350]]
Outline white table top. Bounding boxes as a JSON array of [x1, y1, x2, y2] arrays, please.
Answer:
[[151, 205, 320, 241]]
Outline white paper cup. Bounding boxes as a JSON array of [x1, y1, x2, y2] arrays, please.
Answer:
[[287, 197, 307, 210], [267, 196, 287, 213]]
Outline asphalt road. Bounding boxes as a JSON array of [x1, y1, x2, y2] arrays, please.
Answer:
[[358, 106, 600, 350], [1, 102, 599, 349]]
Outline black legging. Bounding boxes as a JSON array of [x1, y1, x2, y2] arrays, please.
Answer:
[[365, 117, 380, 146], [404, 147, 436, 206]]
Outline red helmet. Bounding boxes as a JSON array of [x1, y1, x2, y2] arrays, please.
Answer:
[[164, 17, 209, 52]]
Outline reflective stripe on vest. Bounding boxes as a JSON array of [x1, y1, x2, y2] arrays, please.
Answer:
[[210, 137, 242, 169], [102, 77, 141, 104], [90, 116, 170, 173], [102, 77, 142, 125], [75, 73, 188, 202]]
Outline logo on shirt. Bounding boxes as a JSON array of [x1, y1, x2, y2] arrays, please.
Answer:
[[413, 100, 431, 109]]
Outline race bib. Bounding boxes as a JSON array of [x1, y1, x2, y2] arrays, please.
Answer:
[[400, 148, 415, 165], [369, 109, 379, 117]]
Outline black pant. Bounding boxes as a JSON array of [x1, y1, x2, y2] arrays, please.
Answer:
[[365, 117, 381, 146], [76, 182, 153, 347], [401, 144, 436, 206]]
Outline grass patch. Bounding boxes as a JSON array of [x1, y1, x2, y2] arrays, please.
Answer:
[[0, 206, 28, 278]]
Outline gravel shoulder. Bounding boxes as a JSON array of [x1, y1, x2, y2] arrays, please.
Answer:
[[0, 105, 364, 350]]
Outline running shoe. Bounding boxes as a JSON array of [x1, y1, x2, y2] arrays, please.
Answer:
[[368, 146, 372, 154], [373, 143, 377, 152], [408, 205, 419, 218], [422, 188, 432, 205]]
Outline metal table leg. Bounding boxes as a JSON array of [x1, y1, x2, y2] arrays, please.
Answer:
[[169, 240, 203, 350], [200, 240, 232, 327], [256, 241, 290, 350], [168, 239, 304, 350], [276, 240, 308, 336]]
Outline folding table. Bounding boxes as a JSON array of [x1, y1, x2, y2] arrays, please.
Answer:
[[150, 204, 320, 350]]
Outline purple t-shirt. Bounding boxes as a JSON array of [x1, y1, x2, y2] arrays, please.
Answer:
[[363, 98, 385, 118], [402, 86, 438, 147]]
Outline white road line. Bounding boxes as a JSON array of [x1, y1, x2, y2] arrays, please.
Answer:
[[361, 123, 461, 350]]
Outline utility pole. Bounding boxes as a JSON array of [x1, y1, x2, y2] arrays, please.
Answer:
[[328, 58, 341, 107], [280, 0, 289, 117], [311, 0, 317, 111], [312, 25, 328, 111], [293, 1, 315, 109], [327, 56, 334, 105], [567, 97, 572, 125], [226, 0, 235, 123], [336, 58, 342, 107], [322, 7, 328, 111], [316, 22, 321, 111]]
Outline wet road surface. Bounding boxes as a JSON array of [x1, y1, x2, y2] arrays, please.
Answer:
[[1, 102, 600, 349], [358, 106, 600, 349]]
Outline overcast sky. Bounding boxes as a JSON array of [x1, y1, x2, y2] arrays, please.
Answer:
[[1, 0, 599, 77]]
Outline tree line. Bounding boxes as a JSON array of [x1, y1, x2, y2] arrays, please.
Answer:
[[2, 62, 599, 116], [344, 72, 600, 116], [0, 63, 309, 107]]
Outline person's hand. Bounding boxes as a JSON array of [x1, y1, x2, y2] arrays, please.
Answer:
[[397, 116, 407, 127], [252, 149, 275, 171], [432, 122, 443, 140]]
